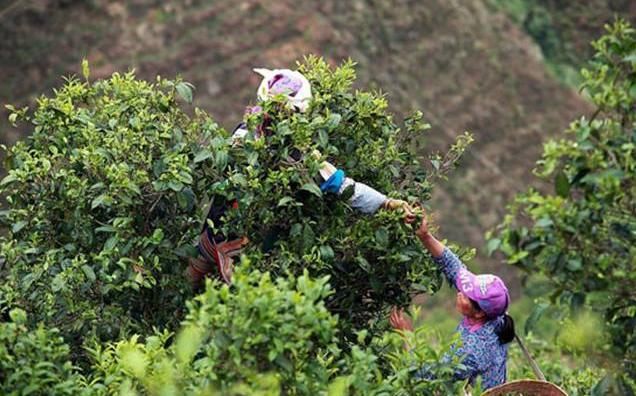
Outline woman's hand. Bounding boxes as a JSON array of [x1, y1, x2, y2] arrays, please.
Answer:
[[389, 307, 414, 332], [415, 212, 431, 240], [414, 211, 446, 258]]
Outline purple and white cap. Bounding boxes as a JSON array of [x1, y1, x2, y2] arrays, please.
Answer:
[[456, 268, 510, 318], [253, 68, 312, 112]]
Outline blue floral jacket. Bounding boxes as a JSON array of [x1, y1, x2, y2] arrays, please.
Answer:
[[420, 247, 508, 390]]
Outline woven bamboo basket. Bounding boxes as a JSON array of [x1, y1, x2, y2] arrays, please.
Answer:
[[481, 379, 568, 396]]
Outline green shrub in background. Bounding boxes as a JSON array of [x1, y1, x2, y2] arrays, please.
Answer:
[[491, 20, 636, 393], [486, 0, 588, 87], [506, 333, 606, 396]]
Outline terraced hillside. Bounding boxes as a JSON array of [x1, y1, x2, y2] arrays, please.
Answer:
[[1, 0, 633, 280]]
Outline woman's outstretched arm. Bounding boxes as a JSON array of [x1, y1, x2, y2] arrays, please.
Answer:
[[416, 214, 469, 290], [415, 214, 445, 258]]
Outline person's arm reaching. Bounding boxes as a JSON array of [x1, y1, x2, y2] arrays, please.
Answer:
[[231, 126, 413, 218], [316, 152, 414, 219], [415, 214, 467, 290], [415, 213, 445, 258]]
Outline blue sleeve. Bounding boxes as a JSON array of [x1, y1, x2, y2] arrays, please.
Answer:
[[433, 247, 467, 291]]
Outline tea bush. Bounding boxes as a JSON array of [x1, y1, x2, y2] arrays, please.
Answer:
[[0, 265, 466, 395], [88, 264, 337, 395], [88, 264, 465, 395], [491, 20, 636, 392], [0, 308, 87, 395], [0, 56, 472, 355], [200, 57, 473, 337], [1, 70, 219, 353]]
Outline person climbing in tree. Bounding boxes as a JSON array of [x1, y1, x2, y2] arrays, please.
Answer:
[[186, 68, 415, 287], [390, 212, 515, 390]]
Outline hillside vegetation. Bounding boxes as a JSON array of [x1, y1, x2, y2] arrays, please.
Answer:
[[1, 2, 636, 394], [3, 0, 634, 273]]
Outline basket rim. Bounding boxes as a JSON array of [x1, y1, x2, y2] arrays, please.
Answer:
[[481, 379, 568, 396]]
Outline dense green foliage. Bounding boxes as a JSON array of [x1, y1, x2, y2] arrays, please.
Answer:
[[0, 265, 468, 395], [0, 57, 475, 350], [0, 58, 476, 394], [218, 57, 472, 336], [1, 70, 215, 352], [88, 265, 466, 395], [89, 266, 339, 395], [0, 308, 87, 395], [491, 20, 636, 392], [4, 20, 632, 393]]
